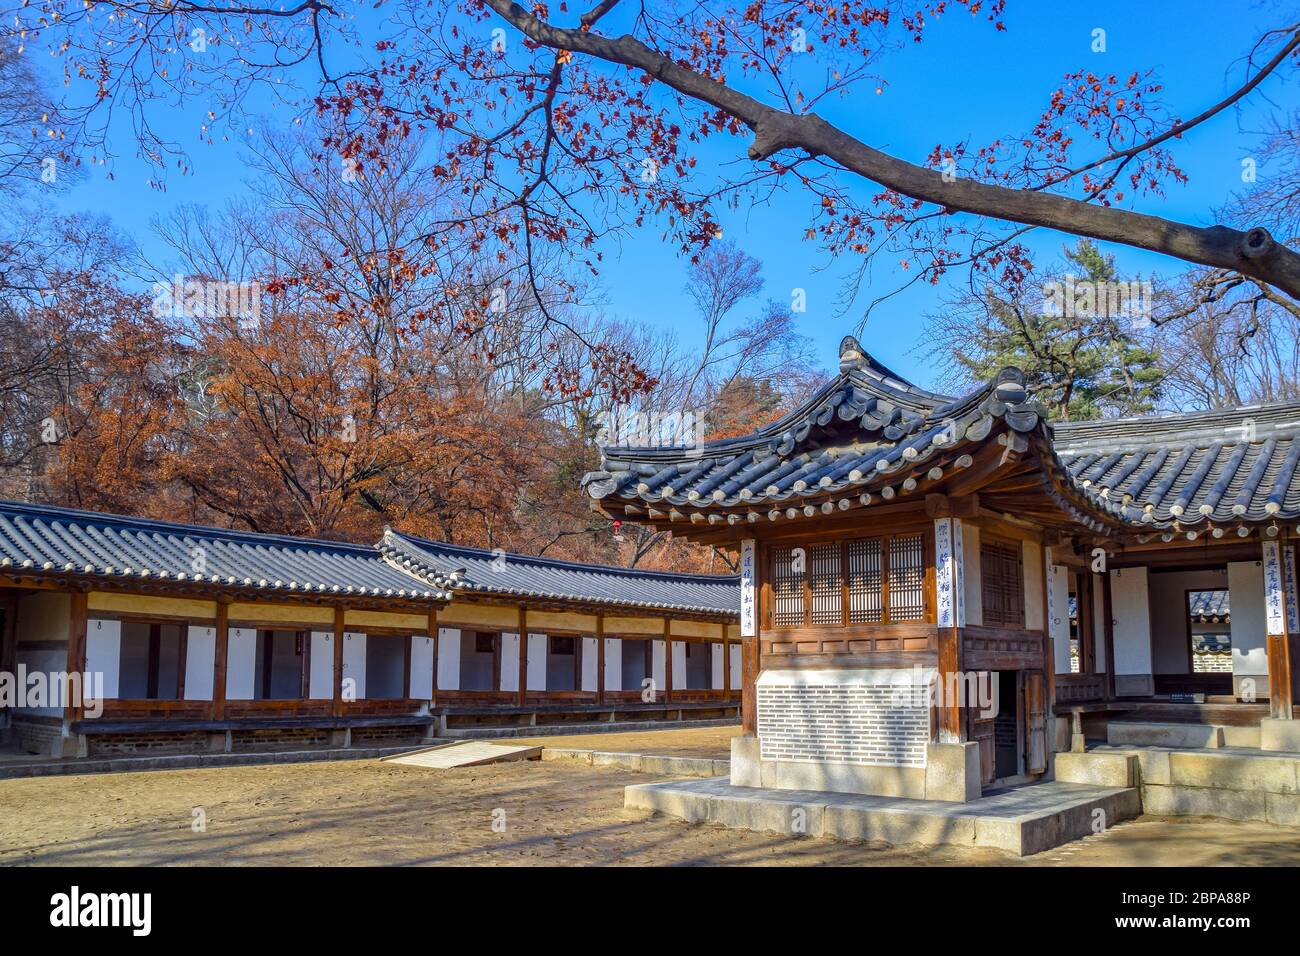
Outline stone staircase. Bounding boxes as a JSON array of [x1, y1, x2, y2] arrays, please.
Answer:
[[1058, 720, 1300, 827]]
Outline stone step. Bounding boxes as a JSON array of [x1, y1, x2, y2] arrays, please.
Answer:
[[625, 777, 1140, 856], [1092, 743, 1300, 826], [444, 717, 738, 739], [382, 740, 542, 768], [1105, 721, 1260, 749]]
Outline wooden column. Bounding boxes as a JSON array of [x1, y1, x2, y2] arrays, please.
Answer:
[[722, 628, 731, 699], [742, 538, 760, 736], [1100, 569, 1116, 702], [516, 605, 528, 707], [64, 590, 88, 725], [663, 616, 673, 703], [933, 517, 965, 743], [212, 601, 230, 720], [0, 593, 18, 682], [332, 605, 346, 716], [428, 608, 439, 708], [595, 613, 605, 705], [1264, 539, 1294, 719]]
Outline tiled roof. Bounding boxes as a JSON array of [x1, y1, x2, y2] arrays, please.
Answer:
[[584, 335, 1300, 535], [583, 337, 1040, 517], [1054, 404, 1300, 528], [1188, 589, 1230, 619], [0, 499, 740, 617], [0, 500, 453, 601], [379, 530, 739, 616]]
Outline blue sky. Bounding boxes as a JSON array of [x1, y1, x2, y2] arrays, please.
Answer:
[[41, 0, 1297, 390]]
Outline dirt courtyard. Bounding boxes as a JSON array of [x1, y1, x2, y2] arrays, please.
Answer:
[[2, 731, 1300, 865]]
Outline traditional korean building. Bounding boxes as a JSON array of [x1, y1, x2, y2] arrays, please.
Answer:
[[582, 336, 1300, 802], [0, 502, 739, 758]]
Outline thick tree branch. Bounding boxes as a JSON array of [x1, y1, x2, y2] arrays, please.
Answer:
[[487, 1, 1300, 300]]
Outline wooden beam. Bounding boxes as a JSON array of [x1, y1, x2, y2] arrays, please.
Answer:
[[332, 605, 345, 716], [1266, 540, 1295, 718], [65, 590, 88, 725], [517, 605, 528, 707], [663, 616, 673, 703], [1100, 570, 1116, 702], [428, 607, 439, 708], [212, 601, 229, 720], [595, 612, 605, 705]]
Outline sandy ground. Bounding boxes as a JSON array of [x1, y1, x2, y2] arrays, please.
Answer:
[[1, 755, 1299, 866], [507, 724, 741, 757]]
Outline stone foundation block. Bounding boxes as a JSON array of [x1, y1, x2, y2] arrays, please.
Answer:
[[1107, 722, 1223, 749], [924, 742, 980, 803], [730, 735, 762, 788], [1261, 718, 1300, 754], [1054, 751, 1138, 788]]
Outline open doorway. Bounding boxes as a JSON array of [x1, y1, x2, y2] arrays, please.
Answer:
[[1184, 589, 1233, 695], [992, 670, 1020, 781]]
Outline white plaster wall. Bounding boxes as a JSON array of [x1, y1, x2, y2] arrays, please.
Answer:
[[1228, 560, 1268, 680], [603, 638, 622, 691], [341, 631, 366, 700], [1110, 567, 1152, 676], [962, 523, 983, 626], [527, 633, 547, 691], [580, 637, 598, 692], [730, 642, 742, 688], [652, 640, 666, 696], [183, 625, 216, 701], [225, 627, 257, 700], [711, 643, 724, 689], [309, 631, 334, 698], [409, 635, 434, 699], [671, 641, 687, 688], [1023, 540, 1045, 631], [499, 632, 520, 692], [436, 627, 460, 690], [85, 618, 121, 701], [1148, 568, 1229, 674]]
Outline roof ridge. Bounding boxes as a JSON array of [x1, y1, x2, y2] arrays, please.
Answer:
[[1053, 399, 1300, 435], [0, 498, 381, 555], [388, 531, 739, 582]]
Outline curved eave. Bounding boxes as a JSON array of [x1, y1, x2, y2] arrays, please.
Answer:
[[0, 563, 453, 606]]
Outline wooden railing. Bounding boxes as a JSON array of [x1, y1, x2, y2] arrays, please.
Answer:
[[1055, 672, 1106, 704]]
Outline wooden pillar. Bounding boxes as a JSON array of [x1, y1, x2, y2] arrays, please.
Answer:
[[742, 538, 759, 736], [428, 608, 439, 708], [64, 590, 88, 725], [933, 517, 965, 743], [517, 605, 528, 707], [1264, 538, 1294, 719], [212, 601, 230, 720], [332, 605, 346, 716], [595, 612, 605, 705], [663, 616, 673, 703], [722, 629, 731, 699], [1100, 569, 1116, 702]]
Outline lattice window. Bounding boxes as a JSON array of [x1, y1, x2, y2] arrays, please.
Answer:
[[847, 538, 884, 623], [981, 540, 1025, 628], [887, 533, 925, 622], [770, 545, 806, 626], [808, 543, 842, 624]]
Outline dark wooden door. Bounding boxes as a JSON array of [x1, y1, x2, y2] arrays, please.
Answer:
[[1024, 671, 1049, 774]]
